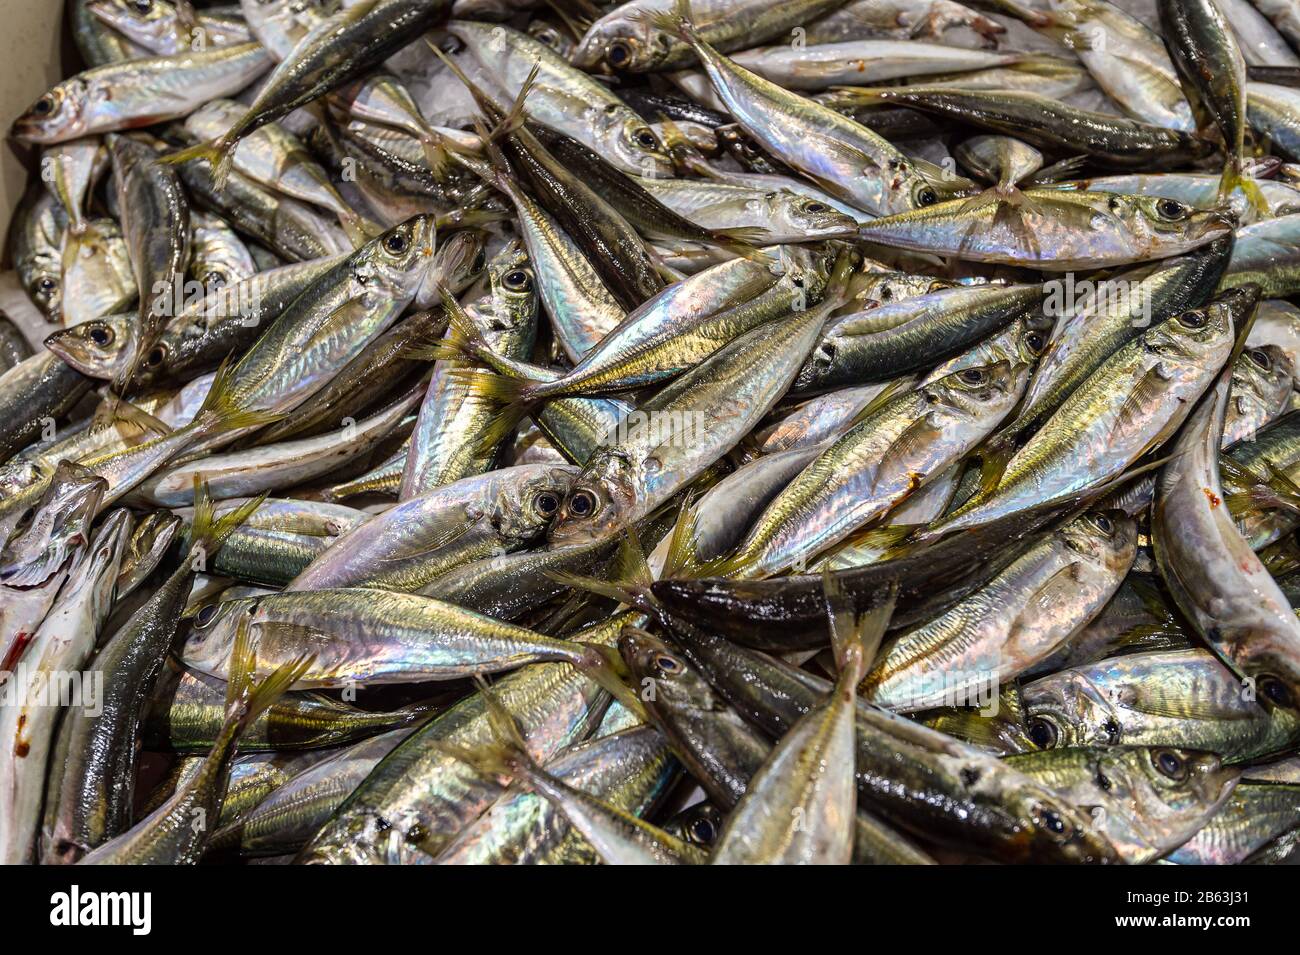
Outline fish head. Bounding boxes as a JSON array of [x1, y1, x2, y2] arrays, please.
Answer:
[[1021, 671, 1114, 750], [86, 0, 173, 49], [62, 508, 132, 611], [12, 79, 89, 144], [1145, 296, 1237, 369], [1062, 509, 1138, 576], [1118, 195, 1236, 256], [548, 454, 634, 546], [479, 242, 536, 320], [571, 20, 668, 73], [1092, 747, 1239, 858], [619, 627, 723, 723], [43, 315, 132, 380], [877, 157, 946, 216], [767, 191, 858, 239], [664, 802, 724, 850], [1011, 314, 1054, 367], [923, 360, 1026, 430], [427, 229, 487, 302], [1006, 782, 1121, 863], [363, 215, 439, 303], [21, 260, 63, 319], [494, 465, 580, 544], [0, 462, 106, 588], [600, 110, 675, 177], [1233, 344, 1293, 420], [181, 594, 260, 677]]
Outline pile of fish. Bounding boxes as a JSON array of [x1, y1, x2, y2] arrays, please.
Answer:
[[2, 0, 1300, 865]]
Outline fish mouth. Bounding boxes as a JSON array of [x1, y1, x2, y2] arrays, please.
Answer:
[[1194, 209, 1239, 238], [9, 119, 43, 144]]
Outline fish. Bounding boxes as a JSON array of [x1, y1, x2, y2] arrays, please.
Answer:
[[163, 0, 455, 185], [856, 191, 1234, 270], [0, 510, 130, 863], [837, 86, 1216, 169], [1159, 0, 1262, 206], [10, 42, 271, 144], [864, 510, 1136, 712], [1022, 648, 1300, 763], [1153, 352, 1300, 715]]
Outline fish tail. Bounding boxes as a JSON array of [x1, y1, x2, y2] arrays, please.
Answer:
[[160, 136, 236, 189], [188, 476, 266, 560], [453, 367, 542, 452], [545, 529, 658, 609], [436, 283, 492, 362], [492, 63, 539, 144], [824, 573, 897, 685], [420, 132, 453, 182], [192, 357, 285, 440], [1219, 157, 1269, 215], [830, 522, 919, 560], [571, 643, 648, 721], [661, 495, 706, 578], [435, 677, 538, 782], [641, 0, 700, 44], [828, 86, 890, 108]]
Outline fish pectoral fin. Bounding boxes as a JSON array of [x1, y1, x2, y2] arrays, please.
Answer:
[[871, 419, 943, 496], [1108, 363, 1172, 444], [1004, 562, 1085, 649], [376, 508, 484, 562], [300, 297, 376, 358]]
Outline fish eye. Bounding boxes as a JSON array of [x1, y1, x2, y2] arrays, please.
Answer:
[[1178, 309, 1208, 329], [1153, 749, 1187, 780], [1258, 674, 1295, 708], [1247, 348, 1273, 372], [383, 232, 409, 255], [31, 94, 56, 117], [607, 41, 633, 68], [1155, 198, 1190, 221], [1024, 330, 1047, 354], [533, 491, 560, 516], [133, 0, 154, 12], [567, 489, 597, 517], [687, 816, 717, 845], [145, 344, 167, 367], [502, 268, 531, 291], [634, 128, 658, 150], [804, 201, 829, 214], [194, 603, 219, 628], [203, 270, 227, 290], [88, 324, 114, 347], [654, 654, 683, 675], [957, 368, 988, 386], [915, 186, 938, 207], [1102, 717, 1121, 744], [1090, 512, 1114, 536], [1026, 716, 1058, 749], [1035, 805, 1067, 835], [1095, 772, 1112, 792]]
